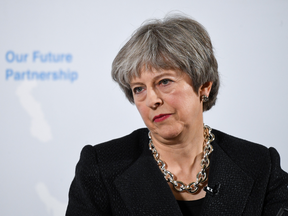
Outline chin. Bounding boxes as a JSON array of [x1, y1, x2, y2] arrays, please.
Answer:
[[151, 125, 183, 141]]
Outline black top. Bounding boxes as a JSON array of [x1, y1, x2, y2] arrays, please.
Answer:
[[66, 128, 288, 215], [177, 198, 204, 216]]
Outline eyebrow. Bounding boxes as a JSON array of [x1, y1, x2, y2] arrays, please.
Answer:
[[130, 71, 177, 88], [153, 72, 175, 80], [130, 82, 143, 88]]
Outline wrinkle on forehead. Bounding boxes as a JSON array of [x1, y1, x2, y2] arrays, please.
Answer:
[[129, 64, 182, 83]]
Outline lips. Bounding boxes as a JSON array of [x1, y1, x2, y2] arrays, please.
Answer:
[[153, 114, 171, 122]]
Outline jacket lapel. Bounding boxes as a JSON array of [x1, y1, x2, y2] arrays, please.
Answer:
[[114, 141, 183, 216], [113, 129, 255, 215], [201, 140, 254, 216]]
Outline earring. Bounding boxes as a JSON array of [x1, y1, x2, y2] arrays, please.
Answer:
[[201, 95, 209, 102]]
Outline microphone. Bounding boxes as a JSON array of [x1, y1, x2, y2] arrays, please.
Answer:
[[276, 207, 288, 216], [204, 183, 221, 196]]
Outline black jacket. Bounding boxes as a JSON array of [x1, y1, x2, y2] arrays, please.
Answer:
[[66, 128, 288, 215]]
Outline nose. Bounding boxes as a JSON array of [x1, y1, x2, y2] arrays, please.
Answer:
[[146, 88, 163, 109]]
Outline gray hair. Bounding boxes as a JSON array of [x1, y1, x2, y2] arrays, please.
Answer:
[[111, 14, 220, 111]]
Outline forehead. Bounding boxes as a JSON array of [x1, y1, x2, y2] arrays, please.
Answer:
[[130, 67, 183, 83], [129, 69, 165, 85]]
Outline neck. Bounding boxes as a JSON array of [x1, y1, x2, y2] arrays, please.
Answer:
[[148, 124, 214, 200], [150, 124, 204, 173]]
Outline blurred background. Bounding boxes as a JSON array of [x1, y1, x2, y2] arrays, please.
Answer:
[[0, 0, 287, 215]]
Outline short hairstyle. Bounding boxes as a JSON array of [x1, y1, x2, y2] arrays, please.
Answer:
[[111, 14, 220, 111]]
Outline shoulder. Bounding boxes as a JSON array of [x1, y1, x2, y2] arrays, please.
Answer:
[[93, 128, 149, 159], [79, 128, 149, 171], [211, 129, 288, 214], [82, 128, 148, 154], [67, 128, 150, 214], [212, 129, 269, 156], [212, 129, 288, 180], [212, 129, 272, 177], [94, 128, 149, 150]]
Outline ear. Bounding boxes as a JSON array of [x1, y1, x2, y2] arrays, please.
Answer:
[[199, 81, 213, 97]]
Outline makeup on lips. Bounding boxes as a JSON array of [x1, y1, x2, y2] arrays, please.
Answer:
[[153, 114, 172, 122]]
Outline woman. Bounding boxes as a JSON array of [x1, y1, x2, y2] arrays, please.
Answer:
[[66, 14, 288, 216]]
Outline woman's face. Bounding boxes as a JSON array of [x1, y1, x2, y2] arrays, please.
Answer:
[[130, 68, 211, 143]]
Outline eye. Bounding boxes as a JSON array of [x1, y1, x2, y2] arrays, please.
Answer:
[[159, 79, 172, 86], [133, 86, 144, 94]]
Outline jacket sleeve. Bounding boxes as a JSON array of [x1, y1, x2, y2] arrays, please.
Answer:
[[66, 145, 112, 216], [263, 147, 288, 216]]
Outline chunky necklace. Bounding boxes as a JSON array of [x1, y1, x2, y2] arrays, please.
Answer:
[[148, 124, 214, 194]]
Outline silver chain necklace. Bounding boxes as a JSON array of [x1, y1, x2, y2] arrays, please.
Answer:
[[148, 124, 215, 194]]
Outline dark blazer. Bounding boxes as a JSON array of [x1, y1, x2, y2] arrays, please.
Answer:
[[66, 128, 288, 216]]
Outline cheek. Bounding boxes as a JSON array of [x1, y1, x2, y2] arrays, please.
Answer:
[[164, 89, 182, 106], [168, 90, 200, 111], [135, 103, 149, 119], [167, 97, 180, 108], [166, 90, 191, 106]]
